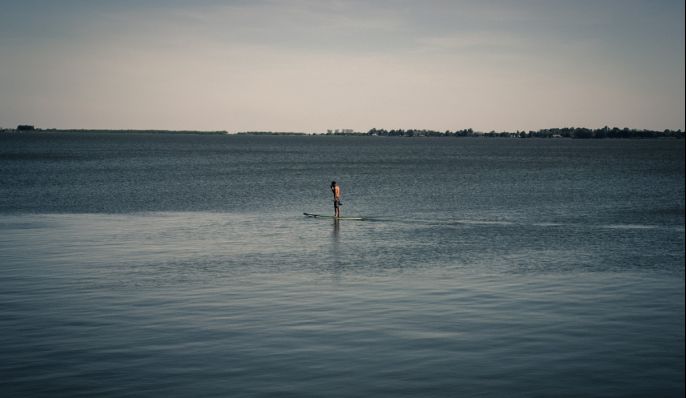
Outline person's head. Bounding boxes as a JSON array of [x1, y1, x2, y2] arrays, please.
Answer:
[[331, 181, 336, 187]]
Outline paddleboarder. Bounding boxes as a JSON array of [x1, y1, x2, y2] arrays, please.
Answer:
[[331, 181, 341, 218]]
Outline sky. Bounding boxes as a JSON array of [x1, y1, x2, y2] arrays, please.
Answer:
[[1, 0, 684, 132]]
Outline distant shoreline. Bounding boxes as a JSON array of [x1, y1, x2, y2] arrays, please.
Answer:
[[0, 128, 229, 135], [1, 127, 683, 139]]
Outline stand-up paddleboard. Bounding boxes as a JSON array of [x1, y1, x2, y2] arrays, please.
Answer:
[[304, 213, 365, 221]]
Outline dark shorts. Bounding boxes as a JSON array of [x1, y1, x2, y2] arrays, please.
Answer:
[[334, 199, 341, 208]]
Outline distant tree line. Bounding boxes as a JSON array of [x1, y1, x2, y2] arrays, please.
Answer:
[[367, 128, 476, 137], [48, 129, 229, 135], [237, 131, 307, 136], [364, 127, 683, 139]]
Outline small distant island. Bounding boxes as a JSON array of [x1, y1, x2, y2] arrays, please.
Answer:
[[2, 125, 683, 139]]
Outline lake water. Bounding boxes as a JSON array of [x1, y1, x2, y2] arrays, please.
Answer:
[[1, 132, 684, 397]]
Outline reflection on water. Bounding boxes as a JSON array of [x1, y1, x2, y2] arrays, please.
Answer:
[[332, 219, 341, 241], [330, 219, 343, 281]]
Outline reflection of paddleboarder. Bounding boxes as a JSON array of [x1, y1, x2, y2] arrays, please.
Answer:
[[330, 181, 341, 218]]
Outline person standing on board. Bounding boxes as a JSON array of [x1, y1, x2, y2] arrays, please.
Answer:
[[331, 181, 341, 218]]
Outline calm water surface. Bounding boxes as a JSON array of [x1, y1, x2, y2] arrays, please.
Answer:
[[1, 132, 684, 397]]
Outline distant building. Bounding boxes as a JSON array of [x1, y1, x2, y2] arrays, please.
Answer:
[[17, 125, 35, 131]]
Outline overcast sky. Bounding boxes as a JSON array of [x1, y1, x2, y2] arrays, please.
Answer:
[[1, 0, 684, 132]]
